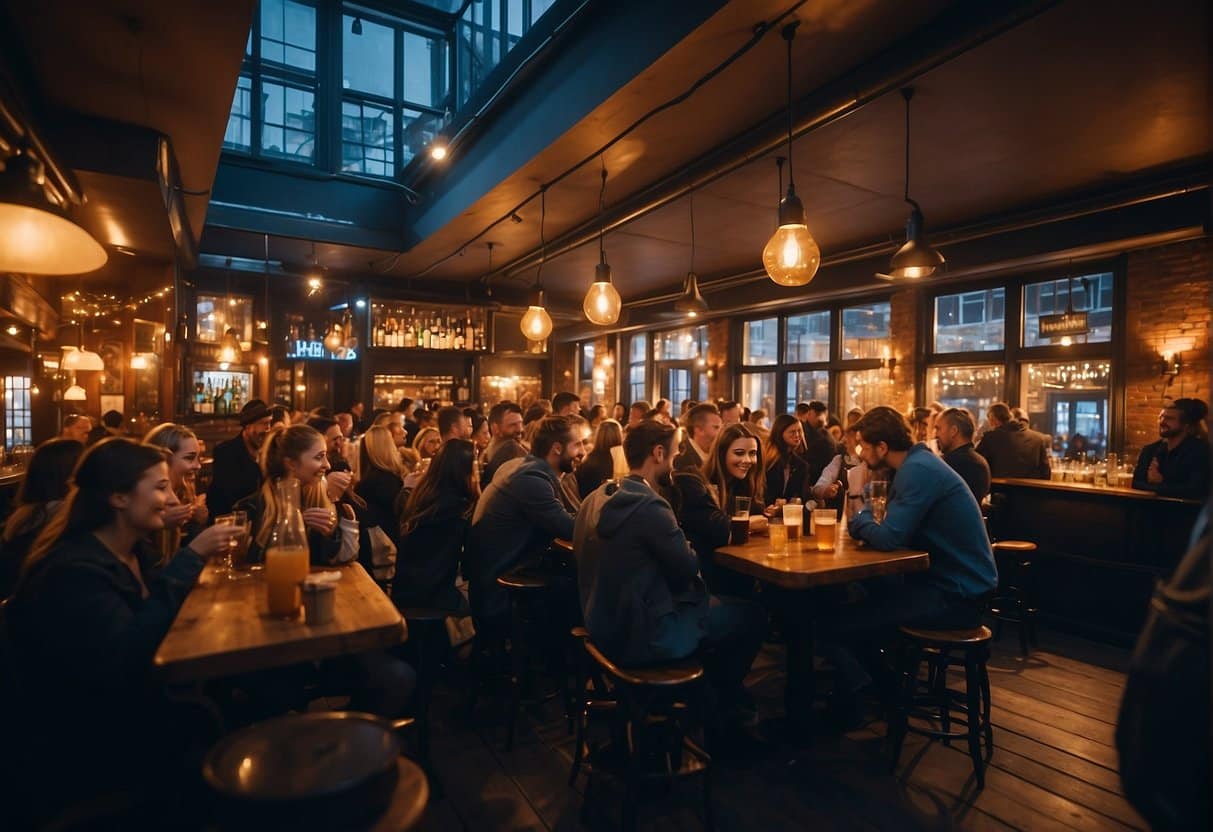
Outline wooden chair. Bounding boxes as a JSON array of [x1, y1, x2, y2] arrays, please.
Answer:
[[989, 540, 1038, 654], [890, 625, 994, 788], [577, 635, 713, 831]]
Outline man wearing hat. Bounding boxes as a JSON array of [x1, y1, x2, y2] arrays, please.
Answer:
[[208, 399, 273, 517]]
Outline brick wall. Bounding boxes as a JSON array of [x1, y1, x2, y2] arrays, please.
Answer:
[[886, 287, 920, 413], [1122, 237, 1212, 459], [574, 335, 617, 408], [551, 341, 577, 401], [706, 318, 730, 402]]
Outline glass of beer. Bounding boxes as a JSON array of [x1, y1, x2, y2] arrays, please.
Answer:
[[781, 503, 803, 547], [869, 480, 888, 524], [214, 512, 251, 579], [265, 544, 310, 618], [768, 519, 788, 557], [730, 496, 751, 545], [813, 508, 836, 551]]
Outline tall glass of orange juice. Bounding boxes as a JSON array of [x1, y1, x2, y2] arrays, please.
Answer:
[[264, 477, 310, 618]]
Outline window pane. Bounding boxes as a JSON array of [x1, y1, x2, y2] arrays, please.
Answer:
[[656, 326, 705, 360], [628, 365, 647, 405], [4, 376, 33, 448], [839, 368, 889, 414], [1022, 272, 1114, 347], [580, 343, 595, 378], [224, 75, 253, 151], [841, 302, 890, 360], [261, 82, 316, 161], [740, 372, 776, 415], [934, 288, 1004, 352], [925, 365, 1003, 419], [786, 371, 829, 412], [402, 30, 449, 108], [1021, 360, 1111, 458], [629, 333, 648, 364], [343, 16, 394, 98], [400, 108, 444, 165], [742, 317, 778, 365], [261, 0, 315, 72], [507, 0, 524, 36], [341, 99, 395, 176], [785, 311, 830, 363]]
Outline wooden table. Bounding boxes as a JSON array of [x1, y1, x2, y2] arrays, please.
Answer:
[[717, 528, 928, 735], [155, 562, 406, 684]]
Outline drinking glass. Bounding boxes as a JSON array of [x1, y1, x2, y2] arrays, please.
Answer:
[[215, 511, 254, 580], [812, 509, 837, 551], [768, 520, 788, 558], [730, 497, 752, 545], [781, 503, 803, 546], [869, 480, 888, 523]]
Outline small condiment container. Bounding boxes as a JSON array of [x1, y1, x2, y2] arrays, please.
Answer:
[[301, 578, 336, 625]]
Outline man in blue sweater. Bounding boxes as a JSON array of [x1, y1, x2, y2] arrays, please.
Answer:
[[825, 406, 997, 722]]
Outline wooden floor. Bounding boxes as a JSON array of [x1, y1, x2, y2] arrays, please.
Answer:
[[411, 628, 1145, 832]]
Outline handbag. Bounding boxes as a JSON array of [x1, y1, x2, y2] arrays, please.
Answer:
[[367, 525, 397, 582]]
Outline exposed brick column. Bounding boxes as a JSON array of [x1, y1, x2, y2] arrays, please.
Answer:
[[886, 287, 920, 413]]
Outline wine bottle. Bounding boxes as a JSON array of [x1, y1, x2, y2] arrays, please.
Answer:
[[464, 310, 475, 351]]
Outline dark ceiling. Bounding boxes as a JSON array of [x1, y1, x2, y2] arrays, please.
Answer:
[[5, 0, 1209, 322]]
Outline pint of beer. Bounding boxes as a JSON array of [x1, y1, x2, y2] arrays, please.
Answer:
[[781, 503, 802, 545], [813, 509, 836, 551]]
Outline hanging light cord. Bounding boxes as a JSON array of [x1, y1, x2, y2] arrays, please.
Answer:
[[689, 189, 696, 274], [901, 87, 920, 213], [598, 159, 608, 263], [534, 186, 547, 293], [784, 22, 797, 189]]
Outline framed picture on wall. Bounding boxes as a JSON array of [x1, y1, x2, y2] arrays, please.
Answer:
[[100, 341, 123, 395]]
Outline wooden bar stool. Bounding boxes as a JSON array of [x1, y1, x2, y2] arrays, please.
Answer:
[[399, 607, 450, 793], [890, 625, 994, 789], [989, 540, 1038, 654], [577, 636, 713, 832]]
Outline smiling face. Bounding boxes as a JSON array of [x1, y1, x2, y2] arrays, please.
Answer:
[[286, 437, 330, 486], [562, 424, 592, 472], [114, 461, 178, 533], [421, 431, 443, 459], [472, 419, 491, 451], [1158, 407, 1185, 440], [724, 436, 759, 481], [168, 437, 202, 488], [323, 424, 346, 459], [781, 420, 805, 453], [499, 412, 523, 441]]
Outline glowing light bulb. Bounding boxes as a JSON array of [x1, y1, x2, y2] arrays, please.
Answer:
[[763, 223, 821, 286], [583, 280, 621, 325], [520, 305, 553, 341]]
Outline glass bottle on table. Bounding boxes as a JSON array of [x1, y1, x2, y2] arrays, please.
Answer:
[[265, 477, 310, 618]]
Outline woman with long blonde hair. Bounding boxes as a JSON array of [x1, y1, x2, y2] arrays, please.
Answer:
[[356, 425, 406, 547], [144, 423, 208, 562]]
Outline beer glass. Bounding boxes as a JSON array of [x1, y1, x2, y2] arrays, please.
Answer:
[[869, 479, 888, 523], [768, 520, 788, 557], [730, 496, 752, 544], [781, 503, 803, 547], [813, 509, 836, 551], [214, 511, 252, 579]]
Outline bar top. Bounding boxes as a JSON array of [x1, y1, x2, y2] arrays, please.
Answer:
[[991, 477, 1202, 505]]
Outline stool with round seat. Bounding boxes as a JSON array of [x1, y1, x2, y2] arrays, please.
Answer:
[[989, 539, 1038, 654], [890, 625, 994, 789], [575, 635, 713, 831]]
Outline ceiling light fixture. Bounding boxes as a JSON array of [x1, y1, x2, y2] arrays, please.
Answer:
[[763, 22, 820, 287], [583, 162, 621, 325], [520, 187, 553, 342], [219, 328, 243, 364], [877, 87, 945, 281], [63, 383, 87, 402], [674, 190, 708, 318], [129, 353, 149, 370], [0, 145, 108, 275], [351, 16, 363, 35]]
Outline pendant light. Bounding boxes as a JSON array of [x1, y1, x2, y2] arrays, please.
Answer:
[[63, 383, 87, 401], [0, 145, 107, 275], [217, 259, 243, 363], [61, 283, 104, 371], [674, 190, 708, 317], [583, 162, 622, 325], [520, 186, 553, 341], [877, 87, 945, 281], [762, 22, 820, 287]]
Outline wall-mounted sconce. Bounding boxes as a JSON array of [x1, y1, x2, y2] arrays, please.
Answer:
[[1158, 351, 1181, 381], [881, 354, 898, 381]]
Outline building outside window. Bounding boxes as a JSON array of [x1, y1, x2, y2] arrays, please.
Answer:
[[1022, 272, 1113, 347], [627, 332, 648, 405], [654, 326, 708, 406], [4, 376, 32, 449]]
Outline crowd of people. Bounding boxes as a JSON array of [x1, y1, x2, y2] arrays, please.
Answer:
[[0, 390, 1208, 823]]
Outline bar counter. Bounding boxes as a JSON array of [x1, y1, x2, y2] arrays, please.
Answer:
[[988, 477, 1203, 644]]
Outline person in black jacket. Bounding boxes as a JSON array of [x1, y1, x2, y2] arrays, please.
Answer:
[[935, 407, 992, 502], [1132, 398, 1211, 500], [2, 439, 240, 824], [576, 418, 623, 499], [0, 438, 84, 598], [394, 439, 479, 612], [763, 414, 811, 505], [673, 402, 722, 473], [207, 399, 273, 517], [356, 425, 406, 538], [977, 402, 1051, 479]]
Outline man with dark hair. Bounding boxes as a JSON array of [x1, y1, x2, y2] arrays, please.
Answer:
[[1132, 398, 1211, 499], [436, 405, 472, 442], [575, 419, 765, 722], [209, 400, 273, 517], [552, 391, 581, 417], [798, 400, 840, 484], [935, 407, 991, 502], [482, 401, 526, 487], [674, 402, 722, 472], [977, 402, 1051, 479], [826, 406, 996, 722], [627, 400, 651, 430], [718, 400, 742, 426], [86, 409, 124, 444], [307, 416, 356, 502], [350, 401, 369, 434], [909, 407, 933, 444], [679, 399, 696, 419], [60, 413, 92, 444], [467, 415, 585, 625]]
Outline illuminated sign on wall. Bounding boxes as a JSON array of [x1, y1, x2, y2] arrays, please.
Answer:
[[285, 340, 358, 361], [1038, 310, 1089, 340]]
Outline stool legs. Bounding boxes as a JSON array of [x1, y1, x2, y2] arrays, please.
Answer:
[[963, 652, 986, 788], [505, 594, 528, 751]]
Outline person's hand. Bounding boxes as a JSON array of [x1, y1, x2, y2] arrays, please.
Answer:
[[822, 480, 842, 499], [402, 471, 422, 490], [338, 503, 356, 522], [326, 471, 353, 501], [190, 494, 209, 525], [303, 507, 337, 535], [189, 523, 242, 560], [1147, 459, 1163, 484], [163, 502, 194, 529], [748, 514, 769, 535]]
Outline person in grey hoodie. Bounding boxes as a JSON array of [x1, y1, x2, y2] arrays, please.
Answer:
[[465, 415, 585, 626], [575, 420, 765, 713]]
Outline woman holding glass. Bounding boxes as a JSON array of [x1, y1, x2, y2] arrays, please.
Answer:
[[144, 423, 209, 562]]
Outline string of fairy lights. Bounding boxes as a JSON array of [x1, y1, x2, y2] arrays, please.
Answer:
[[59, 286, 174, 327]]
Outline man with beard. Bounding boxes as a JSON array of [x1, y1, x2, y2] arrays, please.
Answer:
[[557, 416, 593, 512], [466, 415, 585, 629], [481, 400, 526, 487], [822, 406, 996, 726], [208, 399, 273, 516], [1132, 398, 1210, 499]]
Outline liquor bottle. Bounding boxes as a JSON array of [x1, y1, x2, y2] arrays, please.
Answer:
[[202, 380, 214, 414], [438, 317, 448, 350], [474, 320, 486, 351], [464, 310, 475, 351], [457, 376, 470, 402], [213, 381, 224, 416], [231, 378, 243, 412], [453, 321, 465, 351], [421, 317, 431, 350], [403, 317, 416, 348], [375, 317, 385, 347]]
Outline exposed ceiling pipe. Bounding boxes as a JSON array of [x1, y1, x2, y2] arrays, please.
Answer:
[[488, 0, 1061, 284]]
